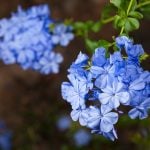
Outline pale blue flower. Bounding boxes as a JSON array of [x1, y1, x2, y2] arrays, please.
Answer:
[[126, 44, 144, 59], [51, 24, 74, 46], [129, 97, 150, 119], [61, 74, 89, 110], [74, 129, 91, 147], [87, 105, 118, 133], [39, 51, 63, 74], [98, 80, 130, 108], [93, 63, 115, 88], [115, 36, 132, 49], [91, 127, 118, 141], [71, 108, 89, 126], [110, 51, 123, 64], [61, 36, 150, 140], [92, 47, 106, 67], [0, 4, 74, 74], [128, 77, 146, 97], [57, 115, 71, 131], [68, 52, 89, 74]]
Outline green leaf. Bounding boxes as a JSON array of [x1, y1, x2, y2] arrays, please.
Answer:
[[73, 22, 85, 29], [114, 15, 121, 28], [85, 39, 111, 53], [85, 20, 94, 29], [139, 2, 150, 19], [111, 0, 137, 11], [91, 21, 102, 32], [110, 0, 128, 10], [114, 15, 126, 29], [73, 21, 88, 36], [129, 11, 143, 19], [85, 39, 99, 52], [125, 17, 140, 32], [101, 4, 116, 19], [140, 53, 149, 62], [97, 40, 111, 50], [110, 0, 122, 8]]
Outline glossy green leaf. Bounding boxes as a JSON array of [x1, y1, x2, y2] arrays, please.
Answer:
[[129, 11, 143, 19], [125, 17, 140, 32], [91, 21, 102, 32], [97, 40, 111, 49], [85, 39, 99, 52], [85, 38, 112, 54], [110, 0, 122, 8]]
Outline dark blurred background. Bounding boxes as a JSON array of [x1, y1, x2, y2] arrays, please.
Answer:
[[0, 0, 149, 150]]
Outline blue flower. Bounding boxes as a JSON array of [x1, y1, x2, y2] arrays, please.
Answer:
[[92, 47, 106, 67], [109, 51, 125, 77], [51, 24, 74, 46], [129, 97, 150, 119], [38, 51, 63, 74], [74, 129, 91, 147], [92, 62, 115, 88], [91, 127, 118, 141], [71, 108, 89, 126], [25, 4, 50, 17], [118, 63, 142, 84], [98, 79, 130, 108], [110, 51, 123, 64], [116, 36, 144, 64], [61, 74, 89, 110], [0, 5, 74, 74], [61, 36, 150, 140], [68, 52, 89, 75], [128, 77, 146, 97], [126, 44, 144, 58], [56, 115, 71, 131], [87, 105, 118, 133], [0, 121, 12, 150], [115, 36, 132, 49]]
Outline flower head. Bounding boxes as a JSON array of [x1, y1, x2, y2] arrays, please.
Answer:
[[61, 36, 149, 140], [0, 5, 74, 74]]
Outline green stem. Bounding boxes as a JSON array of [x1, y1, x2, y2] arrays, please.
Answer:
[[120, 26, 125, 35], [127, 0, 134, 15], [136, 1, 150, 9], [120, 0, 134, 35], [102, 16, 115, 24]]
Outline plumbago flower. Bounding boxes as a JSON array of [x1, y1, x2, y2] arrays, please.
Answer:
[[0, 5, 74, 74], [51, 24, 74, 46], [61, 36, 150, 141]]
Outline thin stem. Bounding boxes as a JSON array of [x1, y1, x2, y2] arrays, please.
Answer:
[[120, 26, 125, 35], [127, 0, 134, 15], [120, 0, 134, 35], [136, 1, 150, 9], [102, 16, 115, 24]]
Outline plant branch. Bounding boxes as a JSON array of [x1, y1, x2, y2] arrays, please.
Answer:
[[102, 16, 115, 24], [127, 0, 134, 15], [136, 1, 150, 9]]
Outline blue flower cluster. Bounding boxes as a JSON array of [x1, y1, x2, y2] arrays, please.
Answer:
[[61, 36, 150, 141], [0, 5, 74, 74]]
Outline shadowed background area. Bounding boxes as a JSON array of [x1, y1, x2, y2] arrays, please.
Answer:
[[0, 0, 149, 150]]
